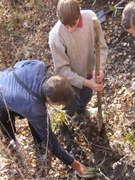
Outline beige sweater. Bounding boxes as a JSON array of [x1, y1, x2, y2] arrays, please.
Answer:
[[49, 10, 108, 89]]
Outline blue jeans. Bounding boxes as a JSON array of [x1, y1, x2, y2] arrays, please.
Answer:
[[63, 86, 93, 117]]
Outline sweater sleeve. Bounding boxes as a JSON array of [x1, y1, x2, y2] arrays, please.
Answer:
[[49, 39, 85, 89]]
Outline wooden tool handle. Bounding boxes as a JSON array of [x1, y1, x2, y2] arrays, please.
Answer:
[[93, 17, 100, 76], [92, 17, 103, 133]]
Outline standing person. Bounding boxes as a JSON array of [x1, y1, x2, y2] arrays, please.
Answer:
[[49, 0, 108, 135], [0, 59, 89, 175], [121, 1, 135, 89]]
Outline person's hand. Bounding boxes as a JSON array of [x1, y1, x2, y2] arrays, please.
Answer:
[[70, 160, 98, 178], [84, 78, 102, 91], [93, 70, 104, 84], [70, 160, 87, 175]]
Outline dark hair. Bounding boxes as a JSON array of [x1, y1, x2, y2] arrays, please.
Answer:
[[122, 1, 135, 29], [57, 0, 80, 26], [42, 75, 75, 105]]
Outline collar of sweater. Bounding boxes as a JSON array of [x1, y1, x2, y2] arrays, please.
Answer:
[[77, 14, 83, 28]]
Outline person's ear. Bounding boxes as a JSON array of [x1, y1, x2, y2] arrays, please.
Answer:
[[56, 12, 59, 18], [46, 97, 51, 103]]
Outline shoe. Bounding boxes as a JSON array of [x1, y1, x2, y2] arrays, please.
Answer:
[[59, 124, 72, 139], [75, 106, 92, 123], [59, 124, 74, 148], [73, 112, 84, 123], [76, 106, 86, 114]]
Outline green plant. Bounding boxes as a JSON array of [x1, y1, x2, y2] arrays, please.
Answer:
[[132, 61, 135, 70], [47, 104, 70, 132], [82, 158, 106, 179], [109, 5, 124, 17], [124, 133, 135, 146]]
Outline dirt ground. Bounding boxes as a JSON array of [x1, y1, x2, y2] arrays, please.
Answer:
[[0, 0, 135, 179]]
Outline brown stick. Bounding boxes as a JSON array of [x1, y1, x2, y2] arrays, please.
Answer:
[[92, 17, 103, 133]]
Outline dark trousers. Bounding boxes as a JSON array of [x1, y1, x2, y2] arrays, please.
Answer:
[[0, 108, 42, 144], [63, 86, 93, 117]]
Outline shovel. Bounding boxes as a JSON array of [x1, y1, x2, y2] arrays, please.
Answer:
[[96, 0, 125, 23], [92, 17, 103, 134]]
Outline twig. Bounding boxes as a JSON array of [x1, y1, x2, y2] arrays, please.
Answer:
[[92, 143, 112, 151], [92, 0, 97, 7], [114, 0, 125, 8], [99, 168, 111, 180], [80, 130, 92, 145], [0, 140, 25, 179]]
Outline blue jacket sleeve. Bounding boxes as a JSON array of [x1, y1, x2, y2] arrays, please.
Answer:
[[26, 102, 74, 165]]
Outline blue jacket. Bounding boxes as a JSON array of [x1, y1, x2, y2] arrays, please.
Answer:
[[0, 60, 74, 165]]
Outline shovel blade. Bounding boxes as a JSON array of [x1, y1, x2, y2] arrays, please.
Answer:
[[96, 9, 106, 23]]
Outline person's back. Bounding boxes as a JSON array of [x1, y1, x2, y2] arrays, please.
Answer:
[[0, 60, 46, 115]]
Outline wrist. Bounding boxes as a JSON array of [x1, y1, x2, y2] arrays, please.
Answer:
[[70, 160, 85, 175], [83, 79, 92, 88]]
